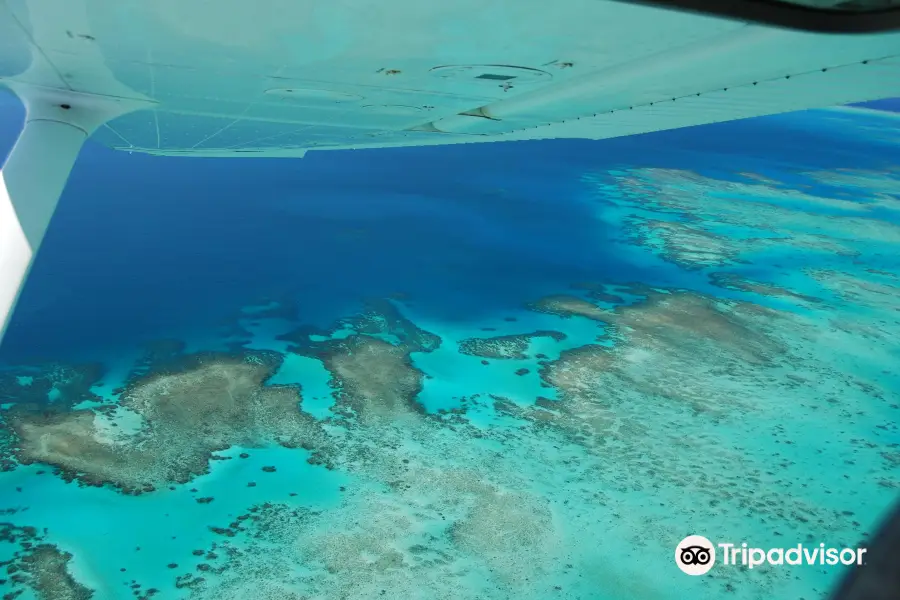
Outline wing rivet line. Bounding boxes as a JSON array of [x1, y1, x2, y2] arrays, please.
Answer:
[[493, 55, 890, 137]]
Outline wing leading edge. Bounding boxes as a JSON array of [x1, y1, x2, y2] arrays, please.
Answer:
[[0, 0, 898, 156]]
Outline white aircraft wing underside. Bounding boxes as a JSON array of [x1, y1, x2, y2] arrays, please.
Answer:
[[1, 0, 900, 156]]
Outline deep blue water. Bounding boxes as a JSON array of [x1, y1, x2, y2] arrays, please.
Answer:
[[851, 97, 900, 112], [2, 94, 898, 364]]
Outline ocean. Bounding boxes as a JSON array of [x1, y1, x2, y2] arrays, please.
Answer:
[[0, 93, 898, 599]]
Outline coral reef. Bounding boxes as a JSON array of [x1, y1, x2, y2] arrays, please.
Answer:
[[538, 291, 786, 416], [178, 430, 561, 600], [19, 544, 93, 600], [710, 273, 822, 304], [0, 362, 104, 408], [1, 281, 890, 600], [7, 408, 153, 490], [447, 486, 555, 584], [603, 291, 785, 366], [808, 269, 900, 313], [345, 299, 442, 353], [309, 335, 427, 423], [527, 295, 608, 322], [0, 523, 92, 600], [802, 168, 900, 211], [458, 331, 566, 360], [282, 300, 442, 424], [626, 218, 744, 270], [4, 351, 324, 492], [585, 167, 900, 269], [493, 287, 892, 598], [279, 298, 440, 356], [569, 282, 625, 304]]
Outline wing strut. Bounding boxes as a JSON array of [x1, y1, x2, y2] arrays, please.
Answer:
[[0, 86, 144, 342]]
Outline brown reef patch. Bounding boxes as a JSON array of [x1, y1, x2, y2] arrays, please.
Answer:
[[281, 300, 442, 425], [4, 351, 325, 492], [710, 273, 821, 304], [536, 290, 787, 420], [527, 295, 608, 322], [316, 335, 427, 423], [458, 331, 566, 360], [0, 523, 92, 600]]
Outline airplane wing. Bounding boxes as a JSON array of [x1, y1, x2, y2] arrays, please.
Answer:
[[2, 0, 900, 157], [1, 0, 900, 339]]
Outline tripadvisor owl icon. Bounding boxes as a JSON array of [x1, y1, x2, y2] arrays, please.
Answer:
[[676, 535, 716, 575]]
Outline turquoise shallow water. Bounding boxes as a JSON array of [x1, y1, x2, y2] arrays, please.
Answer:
[[0, 104, 898, 599]]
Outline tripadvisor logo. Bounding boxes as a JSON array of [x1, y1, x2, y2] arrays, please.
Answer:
[[676, 535, 716, 575], [675, 535, 867, 576]]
